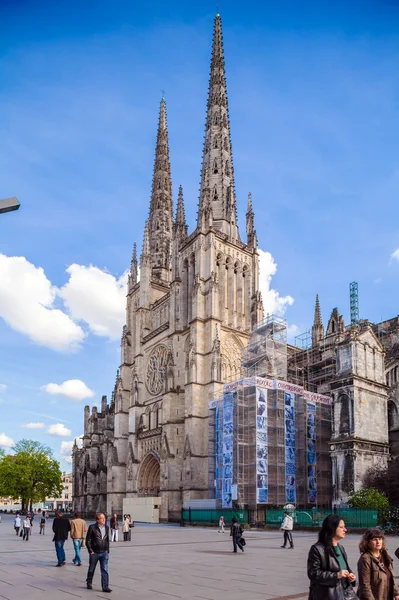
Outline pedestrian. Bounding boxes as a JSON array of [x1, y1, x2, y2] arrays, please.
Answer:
[[71, 512, 87, 567], [128, 514, 134, 541], [122, 515, 130, 542], [307, 514, 356, 599], [230, 517, 244, 553], [14, 514, 21, 536], [110, 513, 119, 542], [357, 528, 399, 600], [86, 512, 112, 593], [218, 515, 225, 533], [52, 510, 71, 567], [39, 515, 46, 535], [22, 516, 31, 541], [280, 510, 294, 549]]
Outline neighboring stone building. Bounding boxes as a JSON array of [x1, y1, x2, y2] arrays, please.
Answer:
[[288, 300, 390, 505], [45, 472, 73, 512], [73, 14, 263, 521]]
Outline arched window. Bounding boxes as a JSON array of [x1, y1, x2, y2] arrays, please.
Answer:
[[225, 161, 230, 176], [224, 137, 228, 150], [332, 321, 336, 333], [213, 138, 218, 149], [213, 158, 218, 174], [213, 186, 218, 201]]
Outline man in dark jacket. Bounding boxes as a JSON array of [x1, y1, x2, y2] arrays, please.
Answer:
[[86, 513, 112, 593], [52, 511, 71, 567]]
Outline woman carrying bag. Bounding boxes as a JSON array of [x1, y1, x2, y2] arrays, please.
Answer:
[[357, 528, 399, 600], [307, 514, 357, 600]]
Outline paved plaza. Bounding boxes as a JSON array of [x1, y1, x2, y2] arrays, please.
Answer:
[[0, 515, 399, 600]]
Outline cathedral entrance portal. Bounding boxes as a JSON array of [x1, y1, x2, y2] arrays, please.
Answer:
[[138, 451, 160, 497]]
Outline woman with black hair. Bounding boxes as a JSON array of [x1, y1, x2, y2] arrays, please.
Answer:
[[307, 514, 357, 599]]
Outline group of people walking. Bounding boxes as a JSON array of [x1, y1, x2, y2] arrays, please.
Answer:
[[307, 514, 399, 600], [14, 513, 46, 540]]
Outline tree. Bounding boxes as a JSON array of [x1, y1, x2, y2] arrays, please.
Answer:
[[363, 460, 399, 505], [348, 488, 389, 511], [0, 439, 63, 510]]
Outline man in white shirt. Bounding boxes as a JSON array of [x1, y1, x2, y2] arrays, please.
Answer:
[[14, 515, 21, 536], [280, 511, 294, 549]]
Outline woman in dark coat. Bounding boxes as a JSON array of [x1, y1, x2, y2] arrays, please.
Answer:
[[307, 514, 356, 600]]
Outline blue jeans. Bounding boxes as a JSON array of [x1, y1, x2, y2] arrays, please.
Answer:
[[233, 535, 244, 552], [87, 552, 109, 590], [72, 538, 83, 564], [55, 539, 66, 565]]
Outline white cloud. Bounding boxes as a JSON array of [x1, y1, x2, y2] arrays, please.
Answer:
[[47, 423, 72, 437], [60, 436, 83, 464], [0, 254, 85, 352], [0, 433, 14, 448], [41, 379, 95, 401], [22, 422, 45, 429], [60, 440, 74, 464], [391, 249, 399, 262], [258, 249, 294, 316], [0, 384, 7, 393], [59, 264, 128, 339]]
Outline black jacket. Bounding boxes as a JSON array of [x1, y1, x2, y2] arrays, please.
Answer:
[[86, 523, 110, 554], [52, 517, 71, 542], [307, 542, 354, 600], [230, 522, 243, 537]]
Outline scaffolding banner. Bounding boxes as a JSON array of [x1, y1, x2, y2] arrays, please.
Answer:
[[256, 387, 268, 503], [222, 392, 234, 508], [284, 391, 296, 503], [307, 401, 317, 504]]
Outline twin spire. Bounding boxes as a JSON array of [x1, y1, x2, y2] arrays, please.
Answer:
[[138, 14, 255, 283]]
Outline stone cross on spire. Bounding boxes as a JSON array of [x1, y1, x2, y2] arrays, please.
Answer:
[[197, 14, 239, 241], [312, 294, 325, 347], [148, 98, 173, 282]]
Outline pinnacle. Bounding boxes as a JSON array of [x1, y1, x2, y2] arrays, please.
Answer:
[[314, 294, 322, 326]]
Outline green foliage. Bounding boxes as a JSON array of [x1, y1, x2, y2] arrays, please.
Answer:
[[363, 460, 399, 505], [348, 488, 389, 511], [0, 439, 63, 507]]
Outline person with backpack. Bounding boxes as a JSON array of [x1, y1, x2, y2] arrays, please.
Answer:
[[280, 510, 294, 549], [230, 517, 244, 553], [39, 515, 46, 535]]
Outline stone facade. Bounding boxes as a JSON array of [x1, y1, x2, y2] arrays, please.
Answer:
[[73, 15, 263, 521]]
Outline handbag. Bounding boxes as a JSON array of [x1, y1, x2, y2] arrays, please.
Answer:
[[240, 537, 246, 546], [19, 529, 23, 537], [343, 586, 359, 600]]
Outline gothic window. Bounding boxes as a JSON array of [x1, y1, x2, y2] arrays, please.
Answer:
[[331, 320, 336, 333], [388, 400, 397, 429], [214, 138, 218, 149], [225, 160, 230, 176], [157, 222, 160, 230], [213, 112, 219, 125], [213, 158, 218, 174], [157, 179, 161, 189], [223, 114, 227, 127], [223, 137, 228, 150], [213, 186, 218, 201], [337, 394, 350, 436]]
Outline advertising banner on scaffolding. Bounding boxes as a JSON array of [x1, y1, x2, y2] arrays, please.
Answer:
[[284, 391, 296, 504], [222, 391, 234, 508], [256, 387, 268, 503], [307, 401, 317, 504]]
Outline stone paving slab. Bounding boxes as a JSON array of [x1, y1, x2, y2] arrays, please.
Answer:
[[0, 515, 398, 600]]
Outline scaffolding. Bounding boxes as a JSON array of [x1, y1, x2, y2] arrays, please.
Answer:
[[241, 314, 287, 380]]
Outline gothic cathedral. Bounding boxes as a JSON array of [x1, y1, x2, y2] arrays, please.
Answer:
[[73, 15, 263, 521]]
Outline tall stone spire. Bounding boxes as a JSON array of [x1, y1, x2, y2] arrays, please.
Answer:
[[246, 192, 257, 249], [312, 294, 325, 347], [197, 14, 239, 240], [148, 98, 173, 282]]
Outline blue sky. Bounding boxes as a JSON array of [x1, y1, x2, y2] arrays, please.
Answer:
[[0, 0, 399, 467]]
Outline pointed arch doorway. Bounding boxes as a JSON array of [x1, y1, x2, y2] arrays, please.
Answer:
[[137, 451, 161, 497]]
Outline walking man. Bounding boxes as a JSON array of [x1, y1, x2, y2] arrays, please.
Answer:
[[71, 512, 87, 566], [52, 511, 71, 566], [230, 517, 244, 553], [110, 513, 119, 542], [14, 514, 21, 536], [86, 513, 112, 593], [22, 515, 31, 541], [280, 510, 294, 548]]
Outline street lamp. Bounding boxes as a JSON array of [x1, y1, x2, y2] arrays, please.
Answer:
[[0, 197, 20, 215]]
